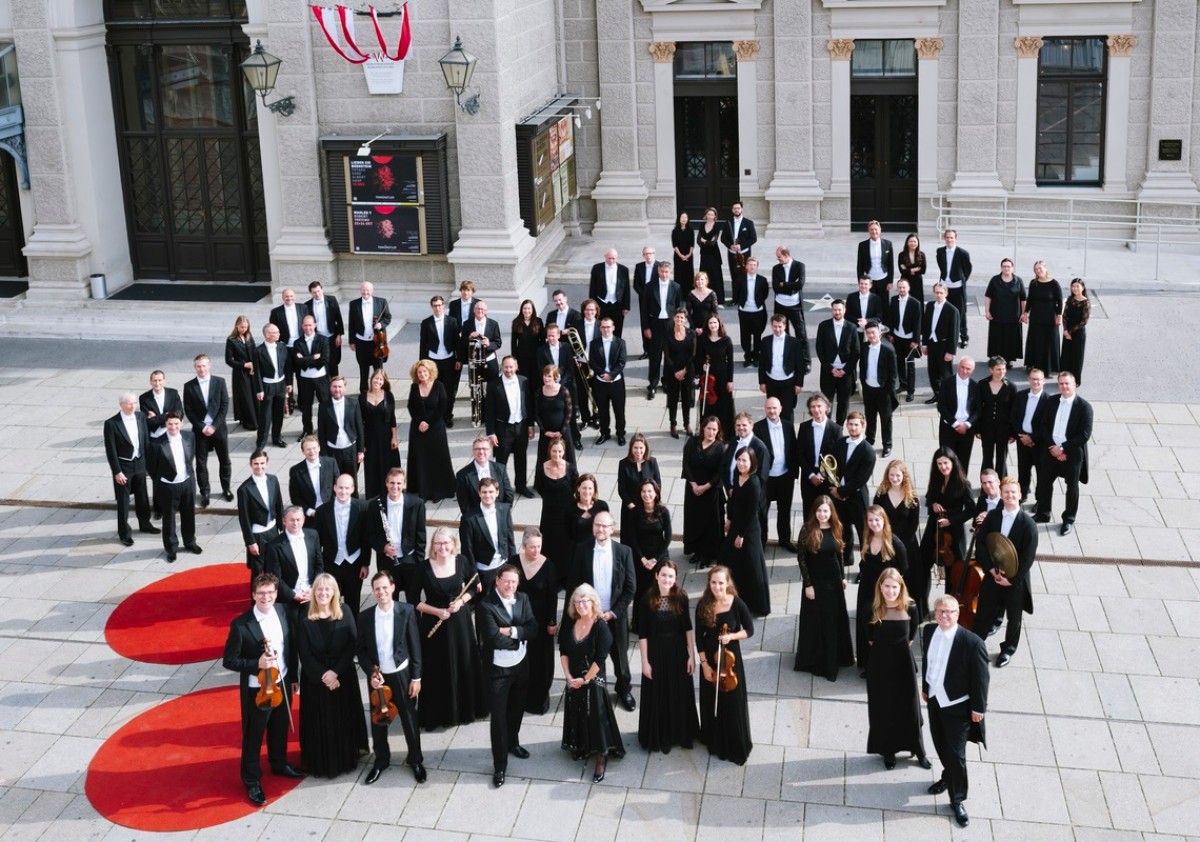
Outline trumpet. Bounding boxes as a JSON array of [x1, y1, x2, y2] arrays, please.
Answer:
[[468, 337, 487, 426], [564, 327, 600, 417], [819, 453, 840, 487]]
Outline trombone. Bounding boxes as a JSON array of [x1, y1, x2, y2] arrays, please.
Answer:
[[468, 337, 487, 426], [564, 327, 599, 417]]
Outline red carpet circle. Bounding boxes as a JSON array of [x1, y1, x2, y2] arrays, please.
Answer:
[[105, 563, 249, 664], [86, 686, 303, 831]]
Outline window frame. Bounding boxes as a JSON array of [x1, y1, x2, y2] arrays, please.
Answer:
[[1035, 36, 1107, 187]]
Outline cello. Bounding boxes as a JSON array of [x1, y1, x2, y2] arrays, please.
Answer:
[[372, 303, 390, 365], [940, 522, 984, 629]]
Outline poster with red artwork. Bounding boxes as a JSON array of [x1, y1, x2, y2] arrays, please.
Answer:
[[348, 155, 420, 204], [349, 205, 422, 254]]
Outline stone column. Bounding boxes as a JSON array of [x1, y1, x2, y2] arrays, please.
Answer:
[[1104, 35, 1136, 192], [948, 0, 1005, 197], [1012, 36, 1043, 193], [916, 38, 943, 205], [764, 2, 823, 239], [1139, 0, 1200, 199], [826, 39, 853, 198], [590, 0, 649, 238], [733, 39, 759, 201], [650, 41, 676, 195]]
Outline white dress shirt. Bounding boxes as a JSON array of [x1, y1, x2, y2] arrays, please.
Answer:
[[1052, 396, 1075, 446], [333, 500, 361, 564], [766, 421, 787, 477], [492, 595, 527, 668], [776, 262, 800, 307], [954, 377, 971, 426], [593, 541, 614, 612], [925, 625, 968, 707], [374, 604, 400, 673], [1021, 390, 1043, 434], [249, 607, 286, 687], [120, 412, 140, 458], [358, 298, 374, 340], [166, 433, 188, 483]]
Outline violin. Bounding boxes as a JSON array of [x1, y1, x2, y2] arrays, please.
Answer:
[[713, 623, 738, 693], [372, 303, 391, 364], [255, 638, 283, 711], [369, 665, 397, 725]]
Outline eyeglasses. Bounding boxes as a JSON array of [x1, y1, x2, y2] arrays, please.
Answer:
[[432, 541, 453, 547], [254, 591, 275, 598], [572, 599, 591, 606], [934, 609, 959, 616]]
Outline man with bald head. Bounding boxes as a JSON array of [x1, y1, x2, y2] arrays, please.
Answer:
[[104, 392, 158, 547], [754, 397, 799, 552], [588, 248, 630, 337], [937, 356, 981, 474], [348, 280, 391, 393]]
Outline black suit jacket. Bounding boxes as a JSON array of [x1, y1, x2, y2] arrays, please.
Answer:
[[721, 216, 757, 254], [477, 590, 540, 666], [857, 238, 895, 285], [348, 297, 390, 342], [461, 504, 516, 570], [588, 262, 631, 312], [640, 279, 682, 326], [537, 342, 576, 388], [455, 461, 515, 515], [771, 260, 805, 300], [183, 376, 229, 434], [565, 539, 636, 623], [269, 302, 304, 346], [293, 333, 331, 376], [357, 601, 422, 681], [589, 336, 627, 380], [317, 396, 365, 456], [815, 319, 860, 373], [305, 295, 344, 340], [922, 301, 961, 348], [723, 435, 771, 490], [263, 528, 324, 604], [288, 457, 337, 515], [757, 333, 809, 385], [938, 376, 982, 431], [314, 497, 372, 574], [484, 375, 532, 436], [139, 388, 183, 436], [458, 317, 503, 362], [151, 431, 196, 483], [1010, 388, 1052, 442], [858, 340, 900, 395], [921, 623, 989, 735], [222, 604, 297, 689], [885, 295, 922, 339], [544, 306, 584, 336], [632, 261, 659, 301], [845, 291, 885, 326], [734, 273, 770, 310], [935, 246, 973, 285], [104, 411, 151, 477], [1038, 395, 1092, 475], [453, 297, 480, 327], [236, 473, 284, 547], [753, 419, 799, 479], [367, 493, 428, 562], [975, 507, 1037, 614], [797, 418, 842, 480], [418, 313, 461, 360], [252, 342, 291, 392], [835, 437, 877, 508]]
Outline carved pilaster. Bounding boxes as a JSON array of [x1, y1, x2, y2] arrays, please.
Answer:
[[733, 40, 759, 62], [1014, 36, 1044, 59], [915, 38, 943, 60], [1107, 34, 1137, 57], [648, 41, 676, 63], [826, 39, 854, 61]]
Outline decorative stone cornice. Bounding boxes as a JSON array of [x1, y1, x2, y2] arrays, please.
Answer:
[[1106, 34, 1137, 57], [1014, 36, 1044, 59], [914, 37, 943, 60], [648, 41, 676, 63], [827, 39, 854, 61], [733, 40, 760, 62]]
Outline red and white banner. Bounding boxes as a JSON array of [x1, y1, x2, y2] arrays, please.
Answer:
[[311, 4, 412, 94]]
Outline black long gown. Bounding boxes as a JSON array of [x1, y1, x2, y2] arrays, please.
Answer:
[[537, 465, 577, 572], [224, 335, 258, 430], [559, 620, 626, 760], [854, 540, 908, 670], [682, 437, 727, 561], [874, 492, 920, 600], [406, 381, 455, 503], [720, 475, 770, 616], [865, 606, 926, 761], [617, 458, 661, 544], [360, 390, 402, 500], [516, 555, 559, 714], [534, 387, 576, 475], [696, 221, 726, 304], [984, 274, 1026, 363], [794, 527, 854, 681], [672, 225, 696, 294], [697, 598, 753, 765], [686, 289, 719, 334], [1024, 278, 1063, 374], [1060, 296, 1090, 384], [627, 508, 672, 635], [695, 334, 735, 438], [637, 595, 699, 752], [414, 554, 486, 729], [296, 612, 368, 777]]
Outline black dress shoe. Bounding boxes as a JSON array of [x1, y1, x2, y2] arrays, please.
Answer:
[[616, 435, 626, 446], [223, 490, 234, 502], [592, 758, 607, 783], [916, 756, 933, 769], [199, 494, 211, 508], [139, 524, 161, 535], [928, 779, 948, 795], [620, 692, 636, 712], [539, 699, 550, 715], [905, 394, 914, 403], [273, 438, 287, 447], [517, 487, 535, 499], [595, 434, 611, 445], [1060, 522, 1074, 536], [884, 754, 896, 770], [1033, 513, 1051, 523], [684, 427, 694, 437], [412, 763, 427, 783], [165, 553, 176, 563], [445, 418, 455, 428], [958, 340, 968, 349], [742, 359, 753, 368], [119, 536, 135, 547], [952, 801, 969, 827], [274, 764, 306, 779], [780, 541, 799, 554], [996, 650, 1013, 668], [646, 387, 656, 400], [882, 447, 892, 457], [493, 770, 505, 788], [574, 440, 584, 451], [364, 765, 386, 785], [986, 619, 1003, 638], [185, 542, 203, 554], [670, 426, 680, 440], [510, 745, 530, 759], [247, 784, 266, 806], [923, 397, 938, 404]]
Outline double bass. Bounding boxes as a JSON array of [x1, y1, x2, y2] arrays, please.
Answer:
[[939, 521, 984, 630]]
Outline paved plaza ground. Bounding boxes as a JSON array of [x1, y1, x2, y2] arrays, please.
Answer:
[[0, 233, 1198, 840]]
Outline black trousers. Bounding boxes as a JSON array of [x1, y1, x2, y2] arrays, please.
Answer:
[[1015, 438, 1039, 501], [323, 445, 360, 493], [835, 496, 867, 567], [938, 423, 976, 478], [157, 478, 196, 555], [113, 462, 152, 541], [352, 340, 377, 394], [330, 560, 367, 613], [945, 286, 969, 342], [819, 368, 853, 425], [892, 336, 919, 396], [763, 378, 799, 422], [799, 474, 829, 521], [973, 577, 1026, 653], [297, 376, 330, 435], [862, 385, 894, 448], [1036, 453, 1083, 523], [737, 308, 768, 362], [256, 380, 288, 448], [431, 356, 460, 422], [606, 615, 632, 695], [246, 529, 277, 588], [646, 318, 671, 386], [194, 429, 232, 496], [370, 669, 423, 769], [774, 304, 806, 341], [239, 683, 291, 786], [926, 343, 955, 397], [663, 372, 694, 428], [766, 473, 796, 545], [593, 378, 626, 437], [928, 698, 972, 803], [493, 420, 530, 491], [978, 432, 1010, 478], [320, 334, 341, 377], [489, 658, 530, 773]]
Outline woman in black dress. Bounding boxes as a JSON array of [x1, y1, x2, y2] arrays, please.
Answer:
[[720, 447, 770, 617], [1024, 260, 1063, 374], [671, 211, 696, 295], [296, 573, 368, 778], [628, 479, 672, 635], [617, 434, 661, 543], [537, 438, 577, 568], [916, 448, 973, 619], [696, 315, 735, 438], [360, 367, 402, 500], [559, 584, 625, 782], [224, 315, 258, 430], [413, 527, 485, 729], [874, 459, 921, 597], [513, 528, 559, 715], [511, 299, 544, 403], [897, 233, 927, 302], [566, 474, 610, 577], [865, 568, 929, 770], [663, 310, 696, 438], [696, 207, 726, 306], [977, 356, 1017, 477], [637, 561, 699, 753], [855, 505, 908, 675], [534, 364, 576, 475], [984, 259, 1026, 366], [1060, 278, 1090, 385], [683, 416, 727, 568], [406, 360, 455, 503], [696, 565, 753, 765], [686, 272, 719, 335], [793, 496, 854, 681]]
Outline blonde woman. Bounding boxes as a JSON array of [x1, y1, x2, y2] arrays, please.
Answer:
[[864, 568, 929, 771], [406, 359, 454, 502], [559, 583, 625, 782], [855, 505, 908, 675]]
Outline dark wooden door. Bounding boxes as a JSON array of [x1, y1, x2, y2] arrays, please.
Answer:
[[674, 94, 739, 222], [850, 92, 918, 230], [0, 152, 27, 277]]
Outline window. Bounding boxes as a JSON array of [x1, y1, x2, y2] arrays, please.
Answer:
[[0, 45, 19, 109], [674, 43, 736, 80], [851, 40, 916, 78], [1036, 37, 1105, 185]]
